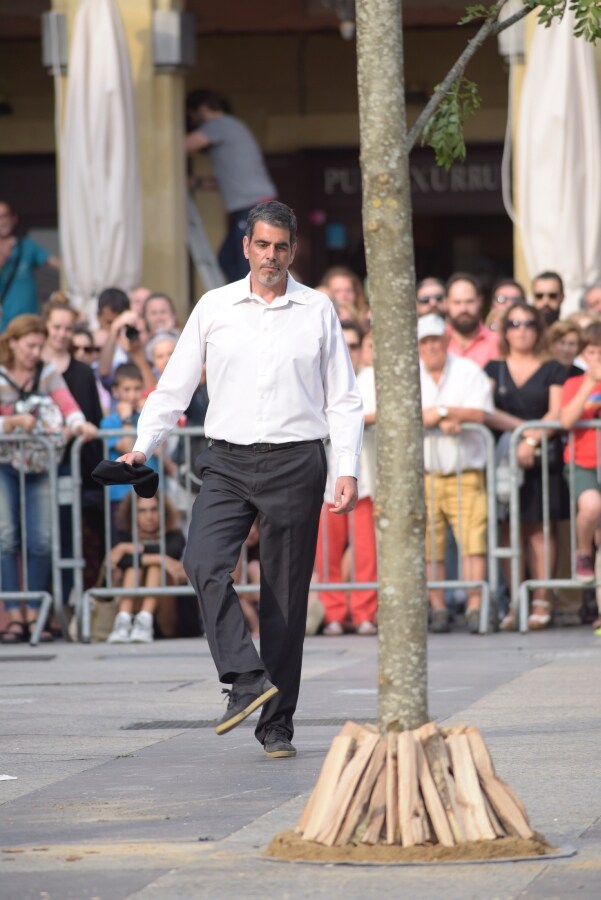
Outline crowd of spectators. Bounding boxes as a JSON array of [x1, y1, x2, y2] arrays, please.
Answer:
[[2, 194, 601, 643]]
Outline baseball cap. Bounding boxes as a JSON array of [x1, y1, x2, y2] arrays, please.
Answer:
[[417, 313, 446, 341]]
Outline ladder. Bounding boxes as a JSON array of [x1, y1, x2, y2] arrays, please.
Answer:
[[185, 192, 225, 292]]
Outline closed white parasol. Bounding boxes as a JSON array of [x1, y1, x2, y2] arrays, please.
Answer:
[[516, 10, 601, 314], [60, 0, 142, 316]]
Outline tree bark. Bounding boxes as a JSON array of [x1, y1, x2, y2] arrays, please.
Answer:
[[356, 0, 428, 733]]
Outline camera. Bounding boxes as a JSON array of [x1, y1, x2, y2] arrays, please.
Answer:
[[124, 324, 140, 342]]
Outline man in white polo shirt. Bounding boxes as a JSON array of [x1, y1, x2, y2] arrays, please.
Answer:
[[418, 313, 494, 634], [117, 201, 364, 759]]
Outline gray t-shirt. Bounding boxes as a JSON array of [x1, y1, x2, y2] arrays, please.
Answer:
[[199, 114, 277, 213]]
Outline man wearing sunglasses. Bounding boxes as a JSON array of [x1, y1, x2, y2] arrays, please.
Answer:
[[531, 270, 564, 327], [416, 277, 446, 319]]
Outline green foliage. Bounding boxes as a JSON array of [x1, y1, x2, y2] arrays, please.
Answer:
[[421, 79, 482, 170], [458, 3, 493, 24], [529, 0, 601, 42]]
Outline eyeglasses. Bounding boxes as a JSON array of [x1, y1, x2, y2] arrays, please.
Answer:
[[506, 319, 538, 330], [533, 291, 560, 300], [417, 293, 444, 305], [494, 293, 523, 304], [74, 345, 100, 354]]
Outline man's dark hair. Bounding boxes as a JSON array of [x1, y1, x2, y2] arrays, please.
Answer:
[[98, 287, 130, 316], [445, 272, 482, 296], [532, 270, 564, 293], [246, 201, 297, 245], [113, 362, 143, 386], [416, 276, 445, 293], [186, 89, 231, 115], [491, 277, 525, 298], [340, 319, 364, 345], [73, 324, 94, 343]]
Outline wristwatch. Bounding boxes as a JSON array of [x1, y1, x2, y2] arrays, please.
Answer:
[[436, 405, 449, 421]]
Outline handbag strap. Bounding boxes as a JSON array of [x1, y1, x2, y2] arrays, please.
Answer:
[[0, 362, 42, 400]]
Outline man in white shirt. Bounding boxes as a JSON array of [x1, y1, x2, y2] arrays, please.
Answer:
[[118, 201, 363, 758], [419, 313, 494, 634]]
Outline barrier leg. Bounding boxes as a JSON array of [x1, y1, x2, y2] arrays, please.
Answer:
[[29, 593, 55, 646], [477, 583, 490, 635], [518, 582, 529, 633], [80, 590, 92, 644]]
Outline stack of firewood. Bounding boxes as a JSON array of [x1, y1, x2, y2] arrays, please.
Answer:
[[296, 721, 534, 847]]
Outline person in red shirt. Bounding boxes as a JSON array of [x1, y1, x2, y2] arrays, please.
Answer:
[[559, 321, 601, 606]]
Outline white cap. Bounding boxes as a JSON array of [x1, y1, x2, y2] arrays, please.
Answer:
[[417, 313, 446, 341]]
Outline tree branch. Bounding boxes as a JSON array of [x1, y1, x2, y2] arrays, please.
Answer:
[[407, 0, 533, 152]]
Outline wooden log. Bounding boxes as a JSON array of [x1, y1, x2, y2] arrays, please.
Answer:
[[296, 721, 363, 835], [446, 733, 497, 842], [315, 731, 380, 846], [385, 731, 400, 844], [361, 763, 388, 844], [415, 736, 455, 846], [397, 732, 429, 846], [416, 722, 465, 842], [301, 734, 357, 841], [483, 790, 506, 838], [466, 726, 533, 839], [335, 738, 387, 846]]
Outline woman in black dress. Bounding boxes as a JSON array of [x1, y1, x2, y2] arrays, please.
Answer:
[[485, 302, 568, 630]]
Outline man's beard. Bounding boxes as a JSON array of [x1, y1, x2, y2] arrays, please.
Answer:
[[539, 305, 560, 327], [449, 313, 479, 336]]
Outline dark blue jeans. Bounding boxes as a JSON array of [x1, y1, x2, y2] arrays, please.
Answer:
[[0, 464, 52, 608]]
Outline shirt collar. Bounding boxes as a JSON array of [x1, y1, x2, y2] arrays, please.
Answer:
[[231, 272, 310, 306]]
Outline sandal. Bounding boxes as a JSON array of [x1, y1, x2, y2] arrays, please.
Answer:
[[499, 612, 515, 632], [27, 620, 54, 643], [528, 600, 551, 630], [1, 621, 30, 644]]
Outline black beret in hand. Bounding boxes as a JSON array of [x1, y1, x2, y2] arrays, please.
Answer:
[[91, 460, 159, 498]]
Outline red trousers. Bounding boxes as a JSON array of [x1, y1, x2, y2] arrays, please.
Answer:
[[315, 497, 378, 626]]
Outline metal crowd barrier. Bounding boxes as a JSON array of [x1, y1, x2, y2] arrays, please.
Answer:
[[0, 433, 68, 646], [508, 419, 601, 632], [9, 421, 593, 643], [423, 423, 499, 634]]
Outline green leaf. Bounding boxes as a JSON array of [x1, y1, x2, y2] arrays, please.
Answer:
[[421, 78, 482, 171], [458, 4, 491, 25]]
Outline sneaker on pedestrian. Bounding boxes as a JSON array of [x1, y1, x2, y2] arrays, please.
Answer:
[[107, 612, 132, 644], [575, 553, 595, 584], [465, 608, 481, 635], [356, 620, 377, 636], [323, 621, 344, 636], [429, 608, 450, 634], [305, 599, 325, 636], [215, 675, 278, 735], [263, 724, 297, 758], [130, 610, 154, 643]]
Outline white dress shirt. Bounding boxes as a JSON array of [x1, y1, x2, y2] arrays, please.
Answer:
[[420, 353, 493, 474], [133, 274, 364, 478]]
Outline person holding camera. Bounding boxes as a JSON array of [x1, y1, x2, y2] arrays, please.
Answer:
[[96, 288, 154, 392]]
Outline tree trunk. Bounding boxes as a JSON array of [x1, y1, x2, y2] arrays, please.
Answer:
[[356, 0, 428, 732]]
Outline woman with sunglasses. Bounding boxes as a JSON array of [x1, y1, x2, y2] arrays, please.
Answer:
[[485, 301, 568, 630]]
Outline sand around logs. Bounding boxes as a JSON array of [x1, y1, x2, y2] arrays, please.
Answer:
[[265, 830, 555, 865]]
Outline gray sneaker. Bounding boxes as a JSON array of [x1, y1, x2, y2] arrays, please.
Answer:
[[430, 608, 450, 634], [107, 612, 132, 643], [215, 675, 279, 735], [264, 725, 297, 758], [130, 611, 154, 643]]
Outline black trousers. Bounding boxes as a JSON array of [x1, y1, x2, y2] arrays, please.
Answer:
[[183, 440, 327, 743]]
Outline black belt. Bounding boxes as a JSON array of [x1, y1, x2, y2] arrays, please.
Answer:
[[209, 438, 321, 454]]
